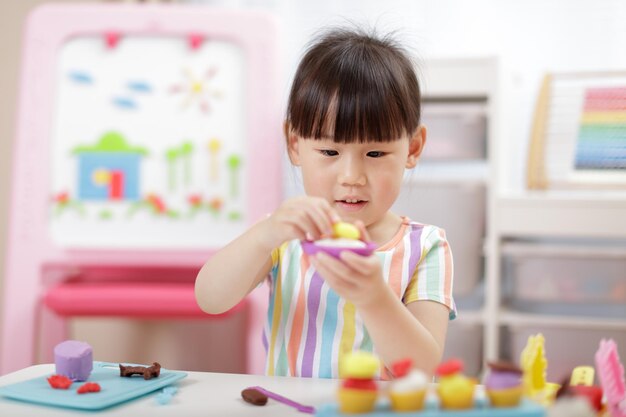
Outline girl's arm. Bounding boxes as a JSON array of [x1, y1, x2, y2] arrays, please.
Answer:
[[357, 290, 449, 376], [194, 220, 275, 314], [195, 196, 339, 314]]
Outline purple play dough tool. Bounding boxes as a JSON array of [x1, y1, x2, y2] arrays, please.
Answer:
[[301, 240, 377, 259], [246, 386, 315, 414]]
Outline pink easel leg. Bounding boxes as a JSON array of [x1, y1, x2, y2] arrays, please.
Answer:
[[38, 307, 70, 364]]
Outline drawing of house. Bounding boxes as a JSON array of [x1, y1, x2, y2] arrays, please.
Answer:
[[73, 131, 148, 201]]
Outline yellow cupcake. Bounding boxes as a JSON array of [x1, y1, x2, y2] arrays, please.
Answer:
[[337, 351, 379, 414], [338, 388, 377, 414], [485, 361, 524, 407], [487, 386, 524, 407], [388, 359, 428, 412], [437, 379, 475, 410], [435, 359, 476, 410], [389, 390, 427, 412]]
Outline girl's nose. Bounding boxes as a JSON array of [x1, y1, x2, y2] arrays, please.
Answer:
[[338, 157, 366, 186]]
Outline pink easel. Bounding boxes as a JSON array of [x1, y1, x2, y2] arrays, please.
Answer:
[[1, 4, 281, 375]]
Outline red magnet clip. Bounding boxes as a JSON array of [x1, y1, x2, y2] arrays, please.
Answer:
[[188, 33, 204, 50], [105, 32, 120, 49]]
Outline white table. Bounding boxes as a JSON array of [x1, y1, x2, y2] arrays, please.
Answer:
[[0, 364, 338, 416]]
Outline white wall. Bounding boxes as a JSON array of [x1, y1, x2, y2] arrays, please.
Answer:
[[195, 0, 626, 191]]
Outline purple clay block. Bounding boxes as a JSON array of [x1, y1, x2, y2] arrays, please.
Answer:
[[54, 340, 93, 381]]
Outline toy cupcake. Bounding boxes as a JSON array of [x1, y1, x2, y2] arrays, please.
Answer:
[[338, 351, 379, 414], [485, 361, 524, 407], [301, 222, 376, 259], [554, 367, 603, 413], [388, 358, 428, 412], [435, 358, 476, 410]]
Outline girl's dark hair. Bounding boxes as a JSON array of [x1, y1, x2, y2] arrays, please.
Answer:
[[286, 27, 421, 143]]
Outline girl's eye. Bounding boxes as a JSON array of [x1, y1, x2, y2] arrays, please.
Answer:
[[319, 150, 338, 156], [366, 151, 386, 158]]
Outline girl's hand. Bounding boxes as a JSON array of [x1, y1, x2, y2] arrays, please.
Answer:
[[259, 196, 340, 250], [311, 221, 389, 309]]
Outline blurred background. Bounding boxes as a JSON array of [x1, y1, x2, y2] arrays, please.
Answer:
[[1, 0, 626, 380]]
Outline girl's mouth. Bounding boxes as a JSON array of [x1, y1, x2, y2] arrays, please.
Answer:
[[336, 199, 368, 212]]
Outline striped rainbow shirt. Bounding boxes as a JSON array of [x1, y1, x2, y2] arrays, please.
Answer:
[[262, 217, 456, 378]]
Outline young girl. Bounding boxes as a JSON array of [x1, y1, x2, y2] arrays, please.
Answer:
[[195, 27, 456, 379]]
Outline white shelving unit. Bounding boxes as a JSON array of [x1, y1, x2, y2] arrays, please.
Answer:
[[485, 192, 626, 362], [498, 310, 626, 331], [483, 70, 626, 378], [411, 58, 626, 378], [395, 57, 500, 376], [495, 191, 626, 239]]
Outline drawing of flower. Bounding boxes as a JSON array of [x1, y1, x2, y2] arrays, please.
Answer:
[[188, 194, 202, 207], [169, 67, 222, 114], [51, 191, 85, 217], [127, 193, 179, 218]]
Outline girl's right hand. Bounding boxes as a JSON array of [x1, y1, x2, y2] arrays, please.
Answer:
[[259, 196, 340, 250]]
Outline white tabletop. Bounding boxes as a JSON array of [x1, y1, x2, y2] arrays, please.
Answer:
[[0, 364, 338, 416]]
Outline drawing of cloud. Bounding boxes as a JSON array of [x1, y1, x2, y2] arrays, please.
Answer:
[[68, 71, 94, 84], [127, 81, 152, 93], [112, 97, 137, 109]]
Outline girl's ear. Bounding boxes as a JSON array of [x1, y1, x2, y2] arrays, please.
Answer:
[[406, 125, 427, 169], [285, 122, 301, 166]]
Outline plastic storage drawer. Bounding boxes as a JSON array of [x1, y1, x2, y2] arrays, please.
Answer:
[[420, 102, 487, 160], [503, 251, 626, 317]]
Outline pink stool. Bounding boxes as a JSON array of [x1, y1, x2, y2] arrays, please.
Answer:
[[43, 282, 242, 319], [39, 278, 264, 373]]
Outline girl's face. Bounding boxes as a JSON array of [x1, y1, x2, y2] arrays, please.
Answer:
[[287, 127, 426, 228]]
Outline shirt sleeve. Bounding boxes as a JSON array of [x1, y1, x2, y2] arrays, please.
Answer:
[[270, 247, 280, 268], [402, 226, 457, 320], [263, 245, 284, 285]]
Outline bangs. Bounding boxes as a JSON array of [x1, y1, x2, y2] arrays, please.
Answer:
[[286, 29, 421, 143]]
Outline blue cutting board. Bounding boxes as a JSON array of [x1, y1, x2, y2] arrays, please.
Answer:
[[0, 361, 187, 411], [315, 398, 546, 417]]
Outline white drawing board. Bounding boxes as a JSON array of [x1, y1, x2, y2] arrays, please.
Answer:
[[49, 36, 248, 248]]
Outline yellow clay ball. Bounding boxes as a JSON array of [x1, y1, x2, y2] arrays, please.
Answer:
[[340, 351, 379, 379], [332, 222, 360, 240]]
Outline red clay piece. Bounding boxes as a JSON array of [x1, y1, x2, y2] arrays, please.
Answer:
[[436, 358, 464, 376], [47, 375, 73, 389], [392, 358, 413, 378], [571, 385, 603, 412], [77, 382, 101, 394], [342, 378, 377, 390]]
